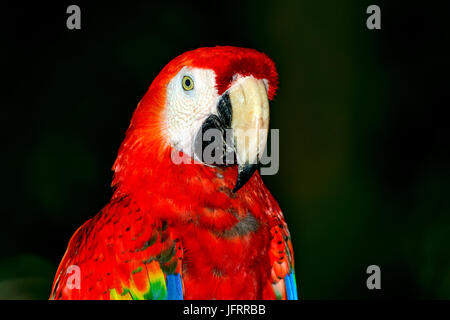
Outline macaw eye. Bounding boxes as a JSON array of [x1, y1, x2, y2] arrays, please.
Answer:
[[182, 75, 194, 91]]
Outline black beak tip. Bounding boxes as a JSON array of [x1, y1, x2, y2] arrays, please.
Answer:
[[232, 164, 258, 193]]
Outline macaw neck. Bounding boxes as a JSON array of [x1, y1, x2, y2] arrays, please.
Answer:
[[115, 141, 232, 198], [110, 126, 277, 226]]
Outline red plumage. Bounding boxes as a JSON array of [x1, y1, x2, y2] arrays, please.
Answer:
[[50, 46, 296, 300]]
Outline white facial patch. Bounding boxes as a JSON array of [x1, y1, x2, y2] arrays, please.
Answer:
[[164, 67, 220, 158]]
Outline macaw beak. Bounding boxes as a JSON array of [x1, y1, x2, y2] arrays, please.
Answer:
[[194, 76, 270, 193], [228, 77, 270, 192]]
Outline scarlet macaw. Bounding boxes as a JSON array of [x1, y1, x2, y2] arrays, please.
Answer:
[[50, 46, 298, 300]]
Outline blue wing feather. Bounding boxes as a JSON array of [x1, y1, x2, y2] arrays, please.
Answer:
[[285, 271, 298, 300], [166, 274, 183, 300]]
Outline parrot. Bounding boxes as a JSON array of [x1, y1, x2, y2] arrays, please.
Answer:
[[49, 46, 298, 300]]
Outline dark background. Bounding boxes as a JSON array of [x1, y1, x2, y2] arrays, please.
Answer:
[[1, 1, 449, 299]]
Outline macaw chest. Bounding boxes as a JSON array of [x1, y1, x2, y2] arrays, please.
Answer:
[[179, 224, 271, 299]]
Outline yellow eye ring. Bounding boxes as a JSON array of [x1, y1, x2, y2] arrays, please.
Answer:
[[182, 75, 194, 91]]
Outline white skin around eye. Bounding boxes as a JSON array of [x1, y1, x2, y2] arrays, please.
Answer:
[[164, 67, 220, 158]]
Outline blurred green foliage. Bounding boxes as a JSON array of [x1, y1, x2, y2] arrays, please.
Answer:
[[2, 1, 448, 299], [0, 255, 54, 299]]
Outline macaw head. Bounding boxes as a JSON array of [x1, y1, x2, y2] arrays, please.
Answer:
[[113, 46, 278, 195]]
